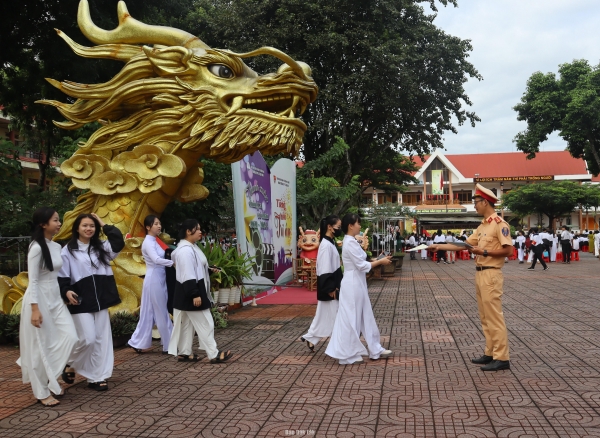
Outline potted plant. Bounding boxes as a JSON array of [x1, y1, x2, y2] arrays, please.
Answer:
[[110, 311, 139, 348], [392, 252, 406, 270]]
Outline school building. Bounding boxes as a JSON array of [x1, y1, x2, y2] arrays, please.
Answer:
[[362, 150, 600, 232]]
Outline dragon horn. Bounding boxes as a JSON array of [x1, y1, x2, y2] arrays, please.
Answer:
[[299, 227, 305, 236], [78, 0, 209, 50], [363, 228, 369, 237]]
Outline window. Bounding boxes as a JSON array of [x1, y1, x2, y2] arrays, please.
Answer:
[[361, 194, 373, 206], [402, 192, 422, 206], [377, 193, 397, 205], [456, 191, 472, 203]]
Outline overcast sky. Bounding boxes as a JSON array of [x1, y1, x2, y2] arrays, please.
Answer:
[[425, 0, 600, 155]]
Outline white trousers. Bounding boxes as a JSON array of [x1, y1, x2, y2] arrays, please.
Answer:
[[302, 300, 339, 346], [517, 248, 524, 261], [168, 309, 218, 360], [128, 286, 173, 352], [69, 310, 113, 383]]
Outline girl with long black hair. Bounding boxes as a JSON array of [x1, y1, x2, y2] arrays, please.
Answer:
[[167, 219, 232, 363], [300, 215, 343, 351], [18, 207, 78, 407], [325, 213, 394, 365], [128, 215, 174, 354], [58, 213, 125, 391]]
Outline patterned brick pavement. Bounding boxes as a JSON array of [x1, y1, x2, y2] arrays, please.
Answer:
[[2, 253, 600, 437]]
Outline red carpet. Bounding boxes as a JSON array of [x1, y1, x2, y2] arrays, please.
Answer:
[[256, 285, 317, 305]]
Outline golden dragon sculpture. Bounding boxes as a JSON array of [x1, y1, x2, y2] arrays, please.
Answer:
[[0, 0, 317, 314]]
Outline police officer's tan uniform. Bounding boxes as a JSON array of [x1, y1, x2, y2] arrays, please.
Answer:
[[466, 206, 512, 361]]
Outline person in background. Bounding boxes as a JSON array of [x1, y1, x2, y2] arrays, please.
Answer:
[[572, 232, 580, 251], [550, 231, 558, 262], [527, 227, 549, 271], [560, 225, 573, 264], [445, 232, 456, 264], [128, 215, 174, 354], [433, 230, 448, 264], [326, 214, 393, 365], [58, 213, 125, 392], [18, 207, 78, 407], [515, 231, 526, 264], [300, 215, 343, 351], [407, 233, 416, 260], [420, 234, 428, 260]]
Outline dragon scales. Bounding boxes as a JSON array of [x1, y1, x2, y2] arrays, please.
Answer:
[[10, 0, 318, 313]]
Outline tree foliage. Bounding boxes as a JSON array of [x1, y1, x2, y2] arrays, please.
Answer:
[[184, 0, 480, 188], [500, 181, 584, 227], [514, 60, 600, 175], [160, 159, 235, 237]]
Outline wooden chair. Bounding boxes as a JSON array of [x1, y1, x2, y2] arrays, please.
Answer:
[[307, 262, 317, 291]]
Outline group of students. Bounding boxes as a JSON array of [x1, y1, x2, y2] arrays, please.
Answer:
[[513, 225, 577, 270], [19, 208, 232, 407], [300, 214, 394, 364]]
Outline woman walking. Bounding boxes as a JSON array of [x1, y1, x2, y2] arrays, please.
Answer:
[[18, 207, 78, 407], [300, 215, 343, 351], [167, 219, 232, 363], [128, 215, 174, 354], [515, 231, 526, 264], [58, 213, 125, 391], [325, 214, 393, 365]]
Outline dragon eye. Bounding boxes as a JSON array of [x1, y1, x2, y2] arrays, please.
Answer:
[[208, 64, 234, 78]]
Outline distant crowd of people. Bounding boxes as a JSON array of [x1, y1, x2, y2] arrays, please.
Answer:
[[392, 225, 598, 271]]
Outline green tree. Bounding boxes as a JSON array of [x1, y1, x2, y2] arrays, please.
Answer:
[[501, 181, 583, 228], [184, 0, 480, 191], [514, 60, 600, 175], [0, 0, 193, 188], [160, 159, 235, 237]]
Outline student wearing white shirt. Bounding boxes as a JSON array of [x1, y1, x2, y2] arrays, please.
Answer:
[[560, 225, 573, 264], [515, 231, 526, 264], [408, 234, 417, 260], [433, 230, 448, 264], [168, 219, 232, 363], [445, 232, 456, 264], [128, 215, 174, 354], [300, 215, 342, 350]]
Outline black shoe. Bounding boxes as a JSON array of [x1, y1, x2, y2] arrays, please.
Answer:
[[527, 267, 534, 270], [519, 261, 524, 264], [480, 360, 510, 371], [543, 267, 549, 271], [471, 355, 493, 365]]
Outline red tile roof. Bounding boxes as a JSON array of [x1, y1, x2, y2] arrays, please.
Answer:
[[441, 151, 587, 178]]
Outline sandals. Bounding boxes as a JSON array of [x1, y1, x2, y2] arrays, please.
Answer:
[[300, 337, 315, 352], [128, 344, 143, 354], [38, 397, 60, 407], [177, 354, 200, 362], [87, 381, 108, 391], [210, 350, 233, 364], [61, 365, 75, 384]]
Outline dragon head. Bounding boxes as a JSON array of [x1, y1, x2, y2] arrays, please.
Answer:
[[39, 0, 318, 164]]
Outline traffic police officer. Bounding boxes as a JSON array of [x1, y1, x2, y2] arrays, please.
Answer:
[[428, 184, 513, 371]]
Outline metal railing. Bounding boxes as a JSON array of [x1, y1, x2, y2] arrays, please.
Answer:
[[0, 237, 31, 276]]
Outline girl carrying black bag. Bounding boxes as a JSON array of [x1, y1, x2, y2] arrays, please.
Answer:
[[166, 219, 233, 363]]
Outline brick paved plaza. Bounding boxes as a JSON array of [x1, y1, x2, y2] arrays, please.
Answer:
[[2, 253, 600, 437]]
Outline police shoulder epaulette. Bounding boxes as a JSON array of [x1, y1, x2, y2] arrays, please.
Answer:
[[494, 216, 502, 224]]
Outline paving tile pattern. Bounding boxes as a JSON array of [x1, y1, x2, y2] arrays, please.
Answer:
[[2, 254, 600, 436]]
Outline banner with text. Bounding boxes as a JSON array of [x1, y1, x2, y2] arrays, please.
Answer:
[[431, 170, 444, 195], [232, 152, 296, 287]]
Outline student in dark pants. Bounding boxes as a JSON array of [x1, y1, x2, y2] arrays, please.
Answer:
[[560, 225, 572, 264], [527, 228, 548, 271]]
